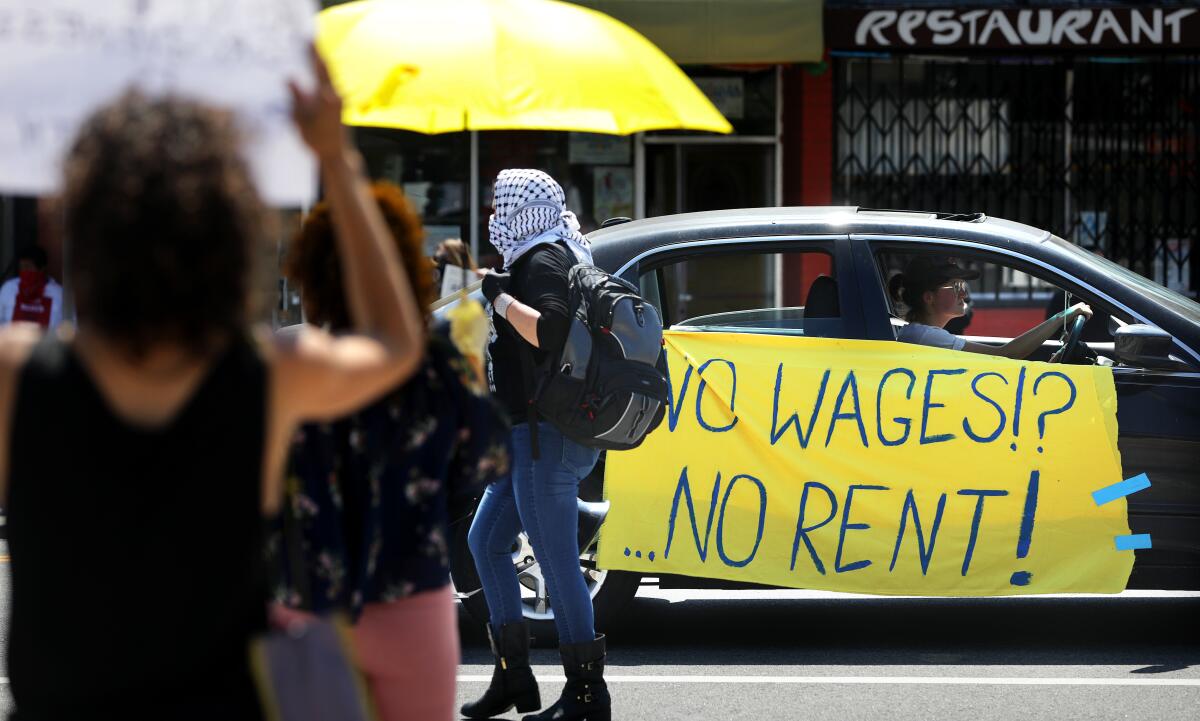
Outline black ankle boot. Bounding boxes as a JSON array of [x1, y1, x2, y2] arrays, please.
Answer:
[[461, 622, 542, 718], [522, 635, 610, 721]]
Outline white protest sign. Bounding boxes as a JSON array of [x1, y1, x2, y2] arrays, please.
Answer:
[[439, 264, 470, 299], [0, 0, 317, 206]]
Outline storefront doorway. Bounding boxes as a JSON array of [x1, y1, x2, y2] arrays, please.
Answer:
[[643, 140, 779, 319], [645, 143, 775, 216]]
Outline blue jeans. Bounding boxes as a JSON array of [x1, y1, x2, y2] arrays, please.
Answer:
[[468, 422, 601, 644]]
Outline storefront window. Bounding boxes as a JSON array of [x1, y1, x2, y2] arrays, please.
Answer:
[[652, 66, 778, 138], [351, 128, 636, 271], [354, 128, 471, 258], [645, 143, 775, 217], [644, 65, 779, 218], [641, 65, 781, 316], [270, 209, 305, 328]]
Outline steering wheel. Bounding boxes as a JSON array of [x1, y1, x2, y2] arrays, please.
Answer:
[[1051, 315, 1087, 364]]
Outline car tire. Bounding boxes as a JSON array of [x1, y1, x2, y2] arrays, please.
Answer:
[[450, 516, 641, 648]]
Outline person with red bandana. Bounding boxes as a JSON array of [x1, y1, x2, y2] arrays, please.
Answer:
[[0, 246, 64, 331]]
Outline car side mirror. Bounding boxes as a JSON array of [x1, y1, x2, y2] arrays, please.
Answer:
[[1107, 315, 1125, 336], [1113, 324, 1179, 369]]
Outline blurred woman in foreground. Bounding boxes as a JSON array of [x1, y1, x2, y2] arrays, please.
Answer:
[[279, 182, 509, 721], [0, 49, 424, 721]]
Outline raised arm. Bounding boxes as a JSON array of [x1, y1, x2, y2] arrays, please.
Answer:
[[271, 47, 425, 421], [262, 48, 427, 514]]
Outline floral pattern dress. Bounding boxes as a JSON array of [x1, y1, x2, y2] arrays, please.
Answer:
[[272, 325, 510, 619]]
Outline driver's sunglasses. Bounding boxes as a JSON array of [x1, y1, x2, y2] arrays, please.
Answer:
[[938, 279, 969, 295]]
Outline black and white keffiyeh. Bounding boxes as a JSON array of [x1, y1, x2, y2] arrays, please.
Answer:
[[488, 169, 593, 270]]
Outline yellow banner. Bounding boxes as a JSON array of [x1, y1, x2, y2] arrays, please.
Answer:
[[598, 332, 1133, 595]]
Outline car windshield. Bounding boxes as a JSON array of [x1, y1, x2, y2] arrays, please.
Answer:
[[1046, 235, 1200, 322]]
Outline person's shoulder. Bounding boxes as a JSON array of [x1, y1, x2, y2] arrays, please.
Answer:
[[898, 322, 960, 348], [0, 277, 17, 295], [525, 242, 574, 271], [896, 322, 924, 341], [915, 323, 964, 350]]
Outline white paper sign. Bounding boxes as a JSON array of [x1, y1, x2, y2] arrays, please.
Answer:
[[0, 0, 317, 206], [439, 264, 470, 299]]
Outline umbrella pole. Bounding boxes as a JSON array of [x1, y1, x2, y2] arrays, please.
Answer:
[[469, 130, 480, 263]]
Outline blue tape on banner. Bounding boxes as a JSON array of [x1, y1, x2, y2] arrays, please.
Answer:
[[1114, 534, 1152, 551], [1092, 473, 1151, 506]]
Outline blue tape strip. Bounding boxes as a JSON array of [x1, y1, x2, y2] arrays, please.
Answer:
[[1092, 473, 1151, 506], [1114, 534, 1152, 551]]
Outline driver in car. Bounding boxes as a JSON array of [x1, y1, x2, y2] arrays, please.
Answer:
[[889, 256, 1092, 360]]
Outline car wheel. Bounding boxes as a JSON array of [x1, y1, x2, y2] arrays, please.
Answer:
[[450, 517, 641, 648]]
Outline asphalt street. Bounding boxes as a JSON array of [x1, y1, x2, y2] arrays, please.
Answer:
[[455, 584, 1200, 721], [1, 545, 1197, 720]]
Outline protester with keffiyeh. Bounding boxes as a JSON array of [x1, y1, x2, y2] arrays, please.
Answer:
[[462, 169, 612, 721], [487, 168, 593, 269]]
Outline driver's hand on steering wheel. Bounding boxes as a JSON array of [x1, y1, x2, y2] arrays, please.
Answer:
[[1065, 302, 1093, 321], [1048, 302, 1095, 364]]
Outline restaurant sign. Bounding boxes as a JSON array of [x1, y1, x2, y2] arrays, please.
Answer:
[[826, 7, 1200, 51]]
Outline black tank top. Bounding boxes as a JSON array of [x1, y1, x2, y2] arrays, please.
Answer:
[[5, 337, 268, 721]]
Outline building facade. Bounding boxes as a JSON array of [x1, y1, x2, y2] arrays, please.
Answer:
[[328, 1, 1199, 336], [821, 1, 1199, 333], [1, 1, 1194, 333]]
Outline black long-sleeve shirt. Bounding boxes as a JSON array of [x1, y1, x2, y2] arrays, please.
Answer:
[[488, 242, 573, 424]]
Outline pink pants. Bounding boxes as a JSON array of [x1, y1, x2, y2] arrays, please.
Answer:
[[351, 585, 460, 721]]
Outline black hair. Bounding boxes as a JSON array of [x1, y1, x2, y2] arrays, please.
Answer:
[[17, 245, 48, 270], [888, 271, 937, 322]]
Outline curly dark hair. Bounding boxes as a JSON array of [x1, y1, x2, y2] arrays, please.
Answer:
[[63, 91, 268, 358], [286, 182, 432, 330]]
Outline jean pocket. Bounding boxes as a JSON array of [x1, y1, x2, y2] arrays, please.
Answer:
[[559, 436, 599, 478]]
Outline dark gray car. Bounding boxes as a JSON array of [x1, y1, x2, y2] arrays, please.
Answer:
[[447, 207, 1200, 642]]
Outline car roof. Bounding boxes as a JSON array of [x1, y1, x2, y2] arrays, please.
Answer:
[[587, 206, 1052, 271]]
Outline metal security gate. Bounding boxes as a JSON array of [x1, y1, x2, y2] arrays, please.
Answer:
[[833, 56, 1200, 296]]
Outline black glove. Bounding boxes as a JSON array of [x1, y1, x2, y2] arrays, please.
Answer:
[[481, 270, 512, 303]]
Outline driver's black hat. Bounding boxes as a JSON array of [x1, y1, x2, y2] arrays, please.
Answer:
[[900, 256, 980, 289]]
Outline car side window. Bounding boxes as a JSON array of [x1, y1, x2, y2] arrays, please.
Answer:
[[637, 267, 665, 320], [873, 244, 1131, 363], [638, 247, 846, 338]]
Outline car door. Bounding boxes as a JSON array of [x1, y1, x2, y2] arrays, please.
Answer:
[[852, 233, 1200, 590], [1108, 367, 1200, 589]]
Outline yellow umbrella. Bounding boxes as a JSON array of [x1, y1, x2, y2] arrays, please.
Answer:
[[316, 0, 732, 135]]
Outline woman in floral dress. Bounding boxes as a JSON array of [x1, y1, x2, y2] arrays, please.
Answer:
[[277, 182, 510, 721]]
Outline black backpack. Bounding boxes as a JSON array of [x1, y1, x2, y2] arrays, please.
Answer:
[[517, 249, 669, 454]]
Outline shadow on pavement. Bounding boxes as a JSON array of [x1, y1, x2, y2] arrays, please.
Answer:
[[458, 592, 1200, 670]]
